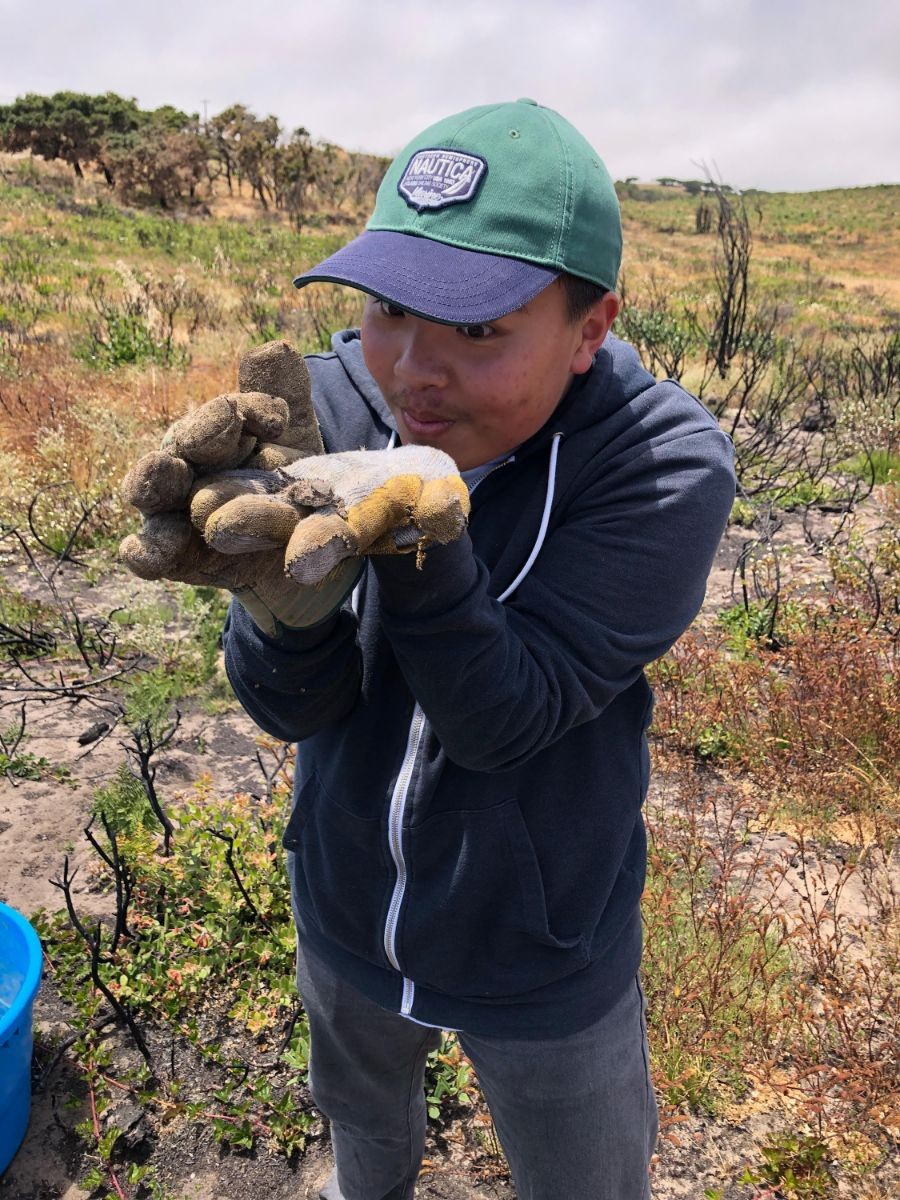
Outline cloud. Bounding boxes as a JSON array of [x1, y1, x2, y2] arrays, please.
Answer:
[[1, 0, 897, 189]]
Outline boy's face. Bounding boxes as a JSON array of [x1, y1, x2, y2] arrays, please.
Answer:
[[360, 279, 618, 471]]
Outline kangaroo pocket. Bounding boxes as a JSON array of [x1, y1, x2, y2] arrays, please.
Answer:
[[400, 799, 590, 999], [282, 772, 387, 965]]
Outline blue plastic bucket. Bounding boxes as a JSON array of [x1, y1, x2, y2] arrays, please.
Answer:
[[0, 901, 42, 1175]]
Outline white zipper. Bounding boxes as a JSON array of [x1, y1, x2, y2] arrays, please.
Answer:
[[383, 701, 427, 1014], [379, 435, 561, 1020], [379, 462, 506, 1013]]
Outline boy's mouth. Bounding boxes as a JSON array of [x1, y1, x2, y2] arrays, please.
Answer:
[[399, 408, 456, 437]]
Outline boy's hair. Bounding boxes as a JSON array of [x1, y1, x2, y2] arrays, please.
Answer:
[[560, 273, 609, 323]]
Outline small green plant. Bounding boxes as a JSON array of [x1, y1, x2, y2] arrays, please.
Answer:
[[775, 474, 838, 511], [115, 584, 231, 725], [74, 265, 198, 369], [0, 584, 56, 660], [693, 720, 738, 761], [92, 764, 156, 836], [717, 598, 806, 655], [742, 1132, 833, 1198], [718, 600, 776, 651], [0, 743, 51, 780], [0, 722, 70, 783], [842, 448, 900, 485], [425, 1036, 478, 1121], [730, 496, 757, 527], [617, 291, 698, 381]]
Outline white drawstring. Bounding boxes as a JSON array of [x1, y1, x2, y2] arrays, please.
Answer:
[[353, 428, 562, 615], [497, 432, 563, 604]]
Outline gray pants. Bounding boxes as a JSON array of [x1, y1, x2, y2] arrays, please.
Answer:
[[297, 939, 658, 1200]]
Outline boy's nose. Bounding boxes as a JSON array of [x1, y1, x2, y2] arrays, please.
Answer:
[[394, 327, 451, 390]]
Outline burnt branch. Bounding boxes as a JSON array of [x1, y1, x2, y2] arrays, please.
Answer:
[[207, 828, 273, 932], [0, 618, 56, 659], [254, 742, 291, 807], [83, 813, 135, 952], [49, 857, 154, 1071], [124, 713, 181, 856], [26, 482, 102, 572], [7, 653, 141, 698], [34, 1013, 119, 1091]]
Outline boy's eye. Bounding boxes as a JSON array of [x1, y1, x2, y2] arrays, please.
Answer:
[[457, 323, 495, 340], [376, 300, 406, 318]]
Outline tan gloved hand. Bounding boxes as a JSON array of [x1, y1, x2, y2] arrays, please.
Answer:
[[119, 341, 470, 634], [120, 502, 362, 633], [195, 444, 471, 584], [119, 341, 358, 634], [120, 340, 325, 517]]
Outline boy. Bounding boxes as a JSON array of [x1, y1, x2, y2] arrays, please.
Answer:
[[217, 100, 733, 1198]]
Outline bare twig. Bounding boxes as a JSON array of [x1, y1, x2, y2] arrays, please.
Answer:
[[254, 741, 291, 806], [8, 653, 142, 697], [124, 713, 181, 855], [207, 828, 273, 931], [25, 482, 101, 571], [49, 858, 154, 1069], [83, 814, 134, 952], [0, 700, 29, 786], [34, 1012, 118, 1091]]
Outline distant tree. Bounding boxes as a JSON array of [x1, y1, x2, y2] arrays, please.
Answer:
[[207, 105, 280, 208], [346, 152, 389, 207], [312, 141, 352, 210], [0, 90, 198, 192], [0, 91, 146, 185], [273, 126, 316, 229], [237, 113, 280, 209], [207, 104, 248, 195], [143, 104, 194, 134], [99, 105, 204, 208]]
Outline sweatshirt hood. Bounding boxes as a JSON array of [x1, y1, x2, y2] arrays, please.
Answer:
[[330, 329, 396, 431]]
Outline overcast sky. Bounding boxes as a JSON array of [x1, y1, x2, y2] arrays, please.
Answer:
[[2, 0, 898, 191]]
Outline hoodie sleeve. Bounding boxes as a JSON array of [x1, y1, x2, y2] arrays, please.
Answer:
[[371, 423, 735, 773], [221, 600, 363, 744]]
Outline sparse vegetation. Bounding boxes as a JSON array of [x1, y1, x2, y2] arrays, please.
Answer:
[[1, 138, 897, 1198]]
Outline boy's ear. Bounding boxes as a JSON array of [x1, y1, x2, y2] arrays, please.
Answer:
[[571, 292, 620, 375]]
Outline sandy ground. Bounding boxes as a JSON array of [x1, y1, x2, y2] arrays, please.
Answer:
[[0, 701, 263, 922], [1, 498, 896, 1198]]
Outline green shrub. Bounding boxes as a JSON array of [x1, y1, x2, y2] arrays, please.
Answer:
[[742, 1132, 833, 1198], [92, 764, 155, 836]]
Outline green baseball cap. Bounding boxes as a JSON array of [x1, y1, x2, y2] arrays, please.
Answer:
[[293, 99, 622, 324]]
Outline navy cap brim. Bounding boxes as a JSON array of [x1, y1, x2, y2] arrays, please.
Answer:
[[293, 230, 558, 325]]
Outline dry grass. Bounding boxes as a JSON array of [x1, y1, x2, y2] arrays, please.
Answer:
[[1, 153, 898, 1199]]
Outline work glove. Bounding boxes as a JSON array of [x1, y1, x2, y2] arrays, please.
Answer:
[[119, 342, 469, 634], [196, 443, 471, 582], [120, 339, 325, 517]]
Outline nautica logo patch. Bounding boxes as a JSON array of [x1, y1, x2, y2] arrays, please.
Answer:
[[398, 147, 487, 211]]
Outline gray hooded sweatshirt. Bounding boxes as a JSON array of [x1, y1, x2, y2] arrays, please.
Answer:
[[222, 329, 735, 1039]]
